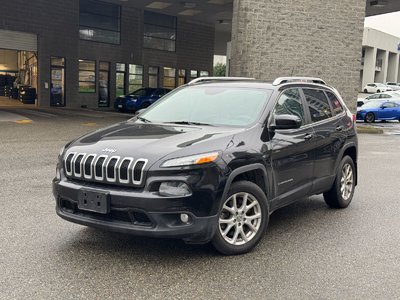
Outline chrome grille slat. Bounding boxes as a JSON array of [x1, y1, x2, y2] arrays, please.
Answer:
[[106, 156, 120, 183], [132, 159, 148, 185], [63, 153, 146, 186], [119, 158, 134, 184]]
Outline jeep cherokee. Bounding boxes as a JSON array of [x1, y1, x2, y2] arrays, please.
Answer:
[[53, 77, 358, 255]]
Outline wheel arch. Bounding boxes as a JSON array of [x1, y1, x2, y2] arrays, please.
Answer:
[[335, 144, 358, 186], [221, 164, 270, 204]]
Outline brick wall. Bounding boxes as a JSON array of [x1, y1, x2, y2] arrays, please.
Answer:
[[0, 0, 214, 108], [230, 0, 366, 110]]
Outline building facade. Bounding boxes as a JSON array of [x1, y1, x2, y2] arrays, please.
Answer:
[[361, 27, 400, 90], [0, 0, 214, 108]]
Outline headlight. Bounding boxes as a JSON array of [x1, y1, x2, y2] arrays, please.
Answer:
[[159, 182, 191, 197], [161, 152, 219, 168]]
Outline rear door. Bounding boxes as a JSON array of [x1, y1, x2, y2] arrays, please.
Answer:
[[302, 88, 344, 193]]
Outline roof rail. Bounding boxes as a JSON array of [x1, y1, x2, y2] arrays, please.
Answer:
[[272, 77, 326, 86], [188, 77, 255, 85]]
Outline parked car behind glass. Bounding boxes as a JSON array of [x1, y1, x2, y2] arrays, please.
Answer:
[[114, 88, 171, 112]]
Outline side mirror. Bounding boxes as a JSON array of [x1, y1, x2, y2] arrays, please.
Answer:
[[380, 106, 385, 109], [270, 114, 302, 130]]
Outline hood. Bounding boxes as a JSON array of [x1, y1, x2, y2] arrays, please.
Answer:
[[65, 121, 245, 167]]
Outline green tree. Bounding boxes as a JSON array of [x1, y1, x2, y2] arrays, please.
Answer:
[[213, 63, 226, 76]]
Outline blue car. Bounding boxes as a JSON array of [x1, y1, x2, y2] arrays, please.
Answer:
[[357, 101, 400, 123], [114, 88, 171, 112]]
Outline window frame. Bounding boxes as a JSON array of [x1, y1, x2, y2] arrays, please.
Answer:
[[78, 59, 96, 93]]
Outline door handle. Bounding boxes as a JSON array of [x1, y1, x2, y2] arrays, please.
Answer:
[[336, 126, 343, 132], [304, 133, 313, 140]]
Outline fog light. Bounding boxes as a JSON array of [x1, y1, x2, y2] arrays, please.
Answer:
[[159, 182, 191, 197], [180, 213, 189, 224]]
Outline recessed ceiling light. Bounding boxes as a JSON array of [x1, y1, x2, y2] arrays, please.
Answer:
[[178, 9, 201, 16], [146, 2, 172, 9]]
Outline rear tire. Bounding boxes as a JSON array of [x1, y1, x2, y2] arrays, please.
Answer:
[[363, 89, 368, 93], [323, 156, 355, 209], [377, 90, 380, 93], [365, 112, 375, 123], [212, 181, 269, 255]]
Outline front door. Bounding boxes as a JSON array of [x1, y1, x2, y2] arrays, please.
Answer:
[[267, 88, 315, 205]]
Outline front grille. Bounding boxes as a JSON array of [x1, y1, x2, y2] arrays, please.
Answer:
[[63, 152, 148, 186]]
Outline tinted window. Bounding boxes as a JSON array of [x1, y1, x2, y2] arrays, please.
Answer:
[[144, 11, 176, 52], [79, 0, 120, 44], [382, 102, 396, 108], [303, 89, 333, 122], [326, 91, 344, 115], [273, 88, 306, 126], [367, 94, 380, 100]]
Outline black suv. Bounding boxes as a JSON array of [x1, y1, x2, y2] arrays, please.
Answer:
[[53, 77, 358, 255]]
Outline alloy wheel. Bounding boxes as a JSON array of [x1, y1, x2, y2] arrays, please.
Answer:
[[340, 163, 354, 201], [218, 192, 262, 245]]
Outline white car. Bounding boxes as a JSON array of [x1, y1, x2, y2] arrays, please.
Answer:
[[362, 83, 392, 93], [386, 82, 400, 91], [357, 91, 400, 107]]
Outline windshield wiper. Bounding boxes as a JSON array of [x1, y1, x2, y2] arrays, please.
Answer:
[[137, 116, 152, 123], [165, 121, 214, 126]]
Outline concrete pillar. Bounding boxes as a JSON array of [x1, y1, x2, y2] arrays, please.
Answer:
[[362, 47, 377, 89], [387, 53, 400, 82], [376, 50, 389, 83], [230, 0, 366, 110]]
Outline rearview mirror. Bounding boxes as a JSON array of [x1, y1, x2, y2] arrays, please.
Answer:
[[270, 114, 302, 130]]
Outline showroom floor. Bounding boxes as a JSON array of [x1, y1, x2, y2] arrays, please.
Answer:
[[0, 96, 34, 107]]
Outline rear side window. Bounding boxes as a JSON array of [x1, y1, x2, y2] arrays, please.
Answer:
[[380, 94, 391, 98], [326, 91, 344, 115], [303, 88, 333, 122], [273, 88, 306, 126]]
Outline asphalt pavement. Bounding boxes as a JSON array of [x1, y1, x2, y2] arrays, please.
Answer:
[[1, 107, 400, 299]]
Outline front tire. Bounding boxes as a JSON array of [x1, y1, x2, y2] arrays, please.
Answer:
[[377, 90, 380, 93], [323, 156, 356, 209], [363, 89, 368, 93], [365, 112, 375, 123], [212, 181, 269, 255]]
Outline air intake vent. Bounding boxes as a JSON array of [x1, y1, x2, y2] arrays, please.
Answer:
[[95, 155, 107, 180], [84, 155, 96, 178], [65, 152, 75, 175], [133, 159, 148, 184], [106, 157, 119, 182], [74, 154, 85, 177]]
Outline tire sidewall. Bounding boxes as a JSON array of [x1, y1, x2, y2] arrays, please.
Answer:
[[212, 181, 269, 255], [365, 112, 375, 123]]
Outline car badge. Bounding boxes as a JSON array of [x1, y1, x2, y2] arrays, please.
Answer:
[[102, 148, 117, 154]]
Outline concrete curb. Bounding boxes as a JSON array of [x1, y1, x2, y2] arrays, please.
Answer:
[[356, 126, 384, 134]]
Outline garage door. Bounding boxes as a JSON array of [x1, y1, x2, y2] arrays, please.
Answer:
[[0, 29, 37, 52]]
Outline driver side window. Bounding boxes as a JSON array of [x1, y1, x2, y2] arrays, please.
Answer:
[[273, 88, 306, 126]]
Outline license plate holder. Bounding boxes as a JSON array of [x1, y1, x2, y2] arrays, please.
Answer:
[[78, 189, 110, 214]]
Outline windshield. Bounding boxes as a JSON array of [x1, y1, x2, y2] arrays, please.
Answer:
[[362, 101, 384, 108], [130, 88, 155, 97], [138, 86, 272, 126]]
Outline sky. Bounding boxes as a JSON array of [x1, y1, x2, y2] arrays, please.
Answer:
[[364, 11, 400, 37]]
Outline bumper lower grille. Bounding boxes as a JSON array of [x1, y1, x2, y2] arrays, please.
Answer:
[[64, 152, 147, 186]]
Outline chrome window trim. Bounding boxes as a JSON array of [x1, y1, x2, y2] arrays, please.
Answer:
[[132, 159, 148, 185], [94, 155, 108, 181]]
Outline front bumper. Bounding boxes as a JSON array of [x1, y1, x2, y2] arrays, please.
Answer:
[[53, 179, 218, 244]]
